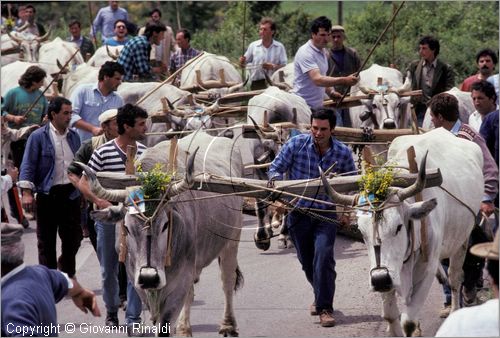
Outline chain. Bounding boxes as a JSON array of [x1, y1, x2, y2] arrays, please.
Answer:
[[277, 197, 343, 227]]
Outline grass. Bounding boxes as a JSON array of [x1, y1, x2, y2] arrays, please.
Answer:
[[280, 1, 370, 24]]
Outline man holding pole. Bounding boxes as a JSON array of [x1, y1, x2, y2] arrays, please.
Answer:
[[1, 66, 48, 168], [292, 16, 358, 109]]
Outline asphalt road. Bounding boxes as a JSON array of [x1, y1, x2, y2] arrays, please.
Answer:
[[20, 215, 445, 337]]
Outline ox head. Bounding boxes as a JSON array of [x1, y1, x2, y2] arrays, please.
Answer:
[[320, 152, 437, 292], [7, 28, 51, 62], [358, 87, 410, 129], [75, 148, 198, 290]]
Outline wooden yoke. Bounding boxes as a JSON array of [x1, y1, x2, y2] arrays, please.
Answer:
[[407, 146, 428, 262], [119, 145, 137, 263]]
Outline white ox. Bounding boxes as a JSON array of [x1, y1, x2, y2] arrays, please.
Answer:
[[79, 130, 244, 337], [422, 87, 474, 129], [1, 33, 20, 65], [179, 53, 242, 92], [269, 62, 294, 90], [38, 37, 84, 77], [86, 45, 123, 67], [322, 127, 483, 336], [349, 64, 411, 129], [4, 30, 51, 63]]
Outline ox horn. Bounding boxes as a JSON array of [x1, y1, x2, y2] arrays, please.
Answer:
[[7, 31, 23, 44], [248, 116, 279, 140], [166, 147, 199, 199], [227, 76, 249, 94], [203, 99, 220, 115], [35, 26, 51, 43], [263, 70, 291, 91], [74, 162, 131, 202], [319, 166, 357, 206], [106, 44, 118, 60], [16, 22, 30, 32], [396, 151, 428, 201]]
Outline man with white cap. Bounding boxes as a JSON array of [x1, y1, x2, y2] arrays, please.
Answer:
[[68, 108, 119, 249], [435, 230, 499, 337], [1, 223, 101, 336]]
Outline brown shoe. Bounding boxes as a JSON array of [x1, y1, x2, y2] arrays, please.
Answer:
[[319, 310, 335, 327], [310, 303, 317, 316], [439, 304, 451, 318]]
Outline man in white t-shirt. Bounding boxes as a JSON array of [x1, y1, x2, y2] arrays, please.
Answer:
[[468, 80, 498, 132]]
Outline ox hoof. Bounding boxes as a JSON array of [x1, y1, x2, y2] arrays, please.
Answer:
[[254, 239, 271, 251], [175, 327, 192, 337], [218, 326, 238, 337], [286, 238, 294, 249], [277, 238, 287, 249]]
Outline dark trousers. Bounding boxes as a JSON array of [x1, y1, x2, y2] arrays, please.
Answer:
[[10, 139, 27, 169], [414, 102, 427, 127], [250, 79, 267, 91], [36, 184, 83, 278], [287, 210, 337, 312]]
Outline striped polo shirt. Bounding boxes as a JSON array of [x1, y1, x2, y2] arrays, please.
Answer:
[[88, 139, 146, 173]]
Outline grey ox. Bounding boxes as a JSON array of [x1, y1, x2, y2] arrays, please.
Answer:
[[77, 130, 245, 337], [321, 127, 483, 336]]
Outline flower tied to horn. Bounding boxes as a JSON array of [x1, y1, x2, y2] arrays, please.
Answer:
[[137, 163, 173, 217], [358, 162, 396, 203]]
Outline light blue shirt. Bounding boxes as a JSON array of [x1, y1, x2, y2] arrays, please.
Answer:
[[292, 40, 329, 108], [91, 5, 128, 41], [69, 83, 124, 142], [244, 39, 287, 82]]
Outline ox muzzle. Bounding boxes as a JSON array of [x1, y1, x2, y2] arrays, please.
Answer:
[[370, 245, 393, 292], [138, 267, 160, 289]]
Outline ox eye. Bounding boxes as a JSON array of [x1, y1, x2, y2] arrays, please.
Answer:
[[371, 104, 377, 109], [162, 222, 169, 232], [395, 224, 403, 235], [123, 225, 130, 235]]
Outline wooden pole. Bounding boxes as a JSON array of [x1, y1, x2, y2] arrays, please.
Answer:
[[22, 48, 81, 118], [88, 2, 98, 48], [336, 1, 406, 109], [241, 2, 247, 80], [136, 51, 206, 105], [407, 146, 428, 262], [125, 145, 137, 175]]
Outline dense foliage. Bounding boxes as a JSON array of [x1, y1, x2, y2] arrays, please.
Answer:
[[7, 1, 499, 84]]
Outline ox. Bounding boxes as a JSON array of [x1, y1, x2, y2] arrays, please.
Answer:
[[38, 36, 84, 76], [5, 29, 51, 63], [321, 127, 483, 336], [422, 87, 474, 129], [178, 53, 242, 91], [349, 64, 411, 129], [78, 130, 244, 337], [269, 62, 294, 90]]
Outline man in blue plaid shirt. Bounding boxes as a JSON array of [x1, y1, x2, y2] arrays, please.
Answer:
[[169, 29, 200, 85], [268, 107, 355, 327], [117, 21, 167, 82]]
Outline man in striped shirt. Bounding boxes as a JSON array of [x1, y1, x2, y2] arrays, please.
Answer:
[[268, 107, 355, 327], [80, 104, 147, 330]]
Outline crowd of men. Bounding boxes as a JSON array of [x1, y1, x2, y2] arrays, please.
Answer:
[[0, 1, 499, 337]]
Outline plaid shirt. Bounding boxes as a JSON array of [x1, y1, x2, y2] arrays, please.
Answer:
[[117, 35, 152, 81], [268, 133, 355, 210], [169, 47, 200, 73]]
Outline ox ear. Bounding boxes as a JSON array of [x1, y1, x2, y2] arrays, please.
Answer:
[[399, 96, 411, 105], [407, 198, 437, 220], [90, 204, 127, 224]]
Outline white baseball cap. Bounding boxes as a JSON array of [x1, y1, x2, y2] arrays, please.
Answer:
[[98, 108, 118, 125]]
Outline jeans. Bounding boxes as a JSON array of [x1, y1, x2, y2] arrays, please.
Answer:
[[287, 210, 337, 312], [95, 220, 142, 322]]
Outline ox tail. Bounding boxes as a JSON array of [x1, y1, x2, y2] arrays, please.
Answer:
[[234, 265, 244, 292]]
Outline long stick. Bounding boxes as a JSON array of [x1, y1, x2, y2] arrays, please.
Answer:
[[22, 48, 81, 118], [137, 51, 206, 104], [336, 1, 405, 108], [241, 2, 247, 79], [88, 2, 98, 48]]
